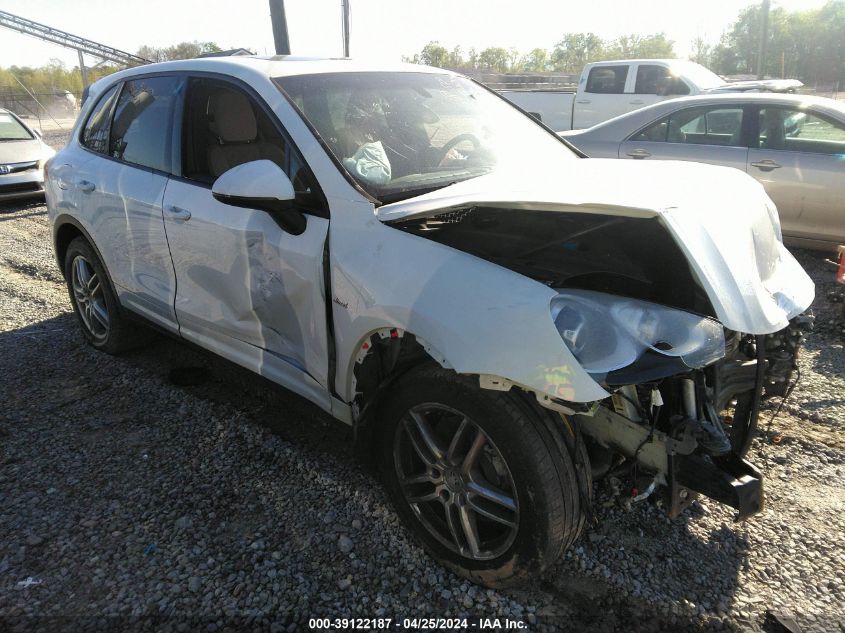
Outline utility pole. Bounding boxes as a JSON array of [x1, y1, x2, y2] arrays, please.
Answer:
[[756, 0, 770, 80], [341, 0, 350, 57], [269, 0, 291, 55]]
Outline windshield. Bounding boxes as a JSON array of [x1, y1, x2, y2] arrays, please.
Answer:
[[0, 111, 34, 141], [671, 61, 726, 91], [275, 72, 576, 203]]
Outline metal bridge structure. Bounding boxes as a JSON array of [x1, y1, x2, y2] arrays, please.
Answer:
[[0, 9, 150, 87]]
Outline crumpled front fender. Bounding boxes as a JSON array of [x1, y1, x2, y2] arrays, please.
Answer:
[[330, 203, 610, 404]]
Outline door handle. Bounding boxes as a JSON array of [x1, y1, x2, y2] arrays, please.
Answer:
[[576, 99, 591, 104], [750, 159, 782, 171], [165, 205, 192, 222], [626, 149, 652, 159], [629, 100, 644, 105], [76, 179, 95, 193]]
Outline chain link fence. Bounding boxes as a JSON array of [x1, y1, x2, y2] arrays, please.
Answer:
[[0, 88, 82, 130]]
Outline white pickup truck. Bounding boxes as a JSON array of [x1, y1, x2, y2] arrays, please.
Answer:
[[500, 59, 802, 131]]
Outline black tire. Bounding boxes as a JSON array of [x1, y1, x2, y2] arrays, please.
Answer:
[[64, 236, 145, 354], [377, 364, 588, 588]]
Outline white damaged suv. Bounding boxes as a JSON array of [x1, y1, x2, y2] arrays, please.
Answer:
[[45, 57, 814, 587]]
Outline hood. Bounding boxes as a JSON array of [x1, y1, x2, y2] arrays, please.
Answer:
[[706, 79, 803, 93], [0, 139, 47, 165], [378, 160, 814, 335]]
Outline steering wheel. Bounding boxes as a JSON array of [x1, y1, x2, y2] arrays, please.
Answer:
[[436, 133, 482, 165]]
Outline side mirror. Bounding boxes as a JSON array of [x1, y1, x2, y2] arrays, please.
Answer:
[[212, 159, 306, 235]]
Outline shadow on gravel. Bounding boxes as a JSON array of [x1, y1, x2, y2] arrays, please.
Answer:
[[511, 499, 751, 631], [0, 199, 46, 216], [121, 331, 355, 459]]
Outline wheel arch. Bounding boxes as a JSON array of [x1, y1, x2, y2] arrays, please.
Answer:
[[348, 327, 450, 463], [53, 215, 102, 279]]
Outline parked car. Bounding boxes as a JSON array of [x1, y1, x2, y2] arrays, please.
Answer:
[[561, 93, 845, 251], [0, 108, 55, 202], [45, 57, 813, 587], [500, 59, 802, 131]]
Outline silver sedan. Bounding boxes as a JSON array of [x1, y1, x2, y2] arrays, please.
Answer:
[[561, 93, 845, 251], [0, 108, 55, 202]]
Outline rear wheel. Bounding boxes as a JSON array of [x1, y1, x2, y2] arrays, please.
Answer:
[[378, 365, 587, 587], [64, 237, 145, 354]]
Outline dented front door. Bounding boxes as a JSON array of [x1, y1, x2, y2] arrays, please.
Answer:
[[161, 178, 330, 405]]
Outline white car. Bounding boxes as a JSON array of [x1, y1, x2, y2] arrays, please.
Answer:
[[0, 108, 55, 202], [45, 57, 814, 587]]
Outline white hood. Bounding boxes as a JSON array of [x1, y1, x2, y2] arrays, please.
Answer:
[[378, 159, 814, 335]]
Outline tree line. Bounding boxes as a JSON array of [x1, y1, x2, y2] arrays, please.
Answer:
[[0, 41, 223, 97], [403, 33, 675, 74], [3, 0, 844, 99], [702, 0, 845, 84], [405, 0, 845, 85]]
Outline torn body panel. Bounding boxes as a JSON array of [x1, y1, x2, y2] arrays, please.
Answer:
[[378, 160, 814, 335], [328, 199, 610, 405]]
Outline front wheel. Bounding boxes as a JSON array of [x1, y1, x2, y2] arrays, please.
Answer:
[[378, 365, 587, 587]]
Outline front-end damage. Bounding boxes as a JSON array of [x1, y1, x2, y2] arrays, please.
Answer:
[[375, 161, 815, 520]]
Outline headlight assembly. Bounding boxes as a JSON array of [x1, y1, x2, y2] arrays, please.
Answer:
[[550, 289, 725, 378]]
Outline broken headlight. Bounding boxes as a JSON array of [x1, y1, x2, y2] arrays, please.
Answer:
[[550, 290, 725, 376]]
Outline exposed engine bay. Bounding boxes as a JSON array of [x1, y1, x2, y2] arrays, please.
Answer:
[[389, 206, 714, 315]]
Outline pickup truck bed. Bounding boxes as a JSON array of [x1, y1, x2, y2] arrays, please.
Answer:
[[498, 90, 575, 132]]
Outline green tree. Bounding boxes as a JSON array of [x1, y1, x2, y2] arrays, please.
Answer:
[[605, 33, 675, 59], [448, 46, 464, 68], [467, 47, 479, 70], [521, 48, 549, 72], [136, 41, 223, 62], [712, 0, 845, 83], [419, 41, 450, 68], [477, 47, 511, 72], [550, 33, 605, 72], [690, 36, 713, 67]]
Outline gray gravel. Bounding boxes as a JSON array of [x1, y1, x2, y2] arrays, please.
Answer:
[[1, 131, 844, 632]]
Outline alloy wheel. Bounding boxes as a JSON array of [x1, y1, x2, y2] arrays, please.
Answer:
[[70, 255, 110, 342], [393, 403, 519, 560]]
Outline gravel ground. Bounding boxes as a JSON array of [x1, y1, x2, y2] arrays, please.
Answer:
[[1, 131, 844, 632]]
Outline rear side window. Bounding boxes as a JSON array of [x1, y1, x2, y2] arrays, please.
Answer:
[[81, 84, 120, 153], [758, 107, 845, 155], [635, 65, 690, 96], [631, 106, 745, 147], [110, 76, 181, 172], [585, 66, 628, 94]]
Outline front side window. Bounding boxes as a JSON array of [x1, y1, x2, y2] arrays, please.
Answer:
[[631, 106, 744, 147], [585, 66, 629, 94], [81, 84, 120, 153], [180, 77, 319, 207], [0, 111, 34, 141], [634, 65, 689, 96], [276, 72, 576, 203], [758, 107, 845, 155], [110, 76, 181, 172]]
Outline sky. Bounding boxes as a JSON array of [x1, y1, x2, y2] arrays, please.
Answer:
[[0, 0, 831, 70]]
